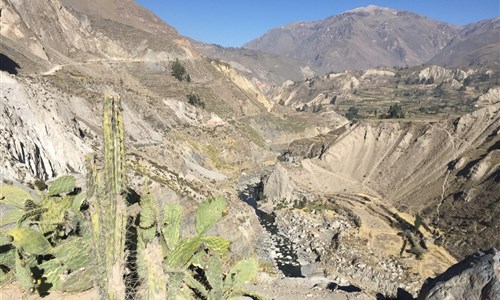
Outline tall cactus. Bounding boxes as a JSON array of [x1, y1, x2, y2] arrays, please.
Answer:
[[91, 92, 128, 299]]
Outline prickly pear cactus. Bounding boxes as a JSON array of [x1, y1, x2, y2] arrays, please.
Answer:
[[0, 184, 32, 208], [166, 236, 203, 269], [0, 173, 95, 295], [138, 191, 158, 244], [161, 203, 183, 251], [205, 253, 224, 299], [195, 196, 227, 234], [14, 251, 35, 292], [157, 196, 264, 299], [201, 236, 230, 256], [224, 257, 259, 291], [6, 227, 52, 255], [47, 175, 76, 197], [39, 195, 73, 235]]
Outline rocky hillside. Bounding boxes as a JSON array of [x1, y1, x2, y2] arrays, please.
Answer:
[[428, 17, 500, 68], [193, 41, 317, 86], [263, 104, 499, 259], [244, 5, 458, 73], [268, 64, 499, 120]]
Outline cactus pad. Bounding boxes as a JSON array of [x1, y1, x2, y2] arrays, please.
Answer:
[[0, 208, 24, 227], [0, 184, 32, 209], [195, 196, 227, 234], [14, 251, 34, 291], [6, 227, 52, 255], [39, 195, 72, 234], [52, 237, 90, 271], [72, 192, 87, 212], [0, 247, 15, 268], [47, 175, 76, 197], [183, 271, 209, 298], [161, 203, 183, 251], [201, 236, 230, 256], [166, 236, 203, 268], [38, 259, 63, 290], [205, 253, 224, 299], [223, 257, 258, 290], [59, 268, 94, 292], [139, 193, 156, 229]]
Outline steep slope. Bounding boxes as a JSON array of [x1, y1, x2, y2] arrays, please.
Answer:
[[61, 0, 178, 36], [264, 104, 500, 259], [1, 0, 192, 68], [268, 64, 499, 120], [244, 6, 457, 73], [193, 41, 316, 85], [427, 18, 500, 68]]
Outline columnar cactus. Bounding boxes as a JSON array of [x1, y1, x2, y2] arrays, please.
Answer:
[[90, 92, 128, 299]]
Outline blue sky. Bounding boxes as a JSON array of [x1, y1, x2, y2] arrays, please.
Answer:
[[136, 0, 499, 47]]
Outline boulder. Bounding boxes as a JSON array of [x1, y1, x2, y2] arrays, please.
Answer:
[[417, 248, 500, 300]]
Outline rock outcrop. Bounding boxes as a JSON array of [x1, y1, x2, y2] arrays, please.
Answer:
[[478, 88, 500, 106], [262, 164, 296, 208], [410, 65, 467, 89], [418, 248, 500, 300]]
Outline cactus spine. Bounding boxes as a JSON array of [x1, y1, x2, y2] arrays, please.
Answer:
[[92, 93, 128, 299]]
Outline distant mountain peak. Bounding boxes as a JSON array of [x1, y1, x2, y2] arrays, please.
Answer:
[[345, 5, 397, 14]]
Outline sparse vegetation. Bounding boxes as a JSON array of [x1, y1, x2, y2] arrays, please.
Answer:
[[293, 197, 307, 209]]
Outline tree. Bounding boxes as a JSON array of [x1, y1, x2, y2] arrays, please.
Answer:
[[171, 59, 189, 82], [414, 214, 422, 230], [386, 103, 405, 118], [345, 106, 360, 120], [330, 95, 337, 105], [312, 103, 323, 113]]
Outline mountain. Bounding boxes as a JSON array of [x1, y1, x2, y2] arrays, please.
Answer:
[[0, 0, 197, 72], [244, 5, 458, 73], [427, 17, 500, 68], [61, 0, 178, 36]]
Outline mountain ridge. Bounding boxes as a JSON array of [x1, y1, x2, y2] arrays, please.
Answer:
[[427, 17, 500, 67], [243, 6, 458, 73]]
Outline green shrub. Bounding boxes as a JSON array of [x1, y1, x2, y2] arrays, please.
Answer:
[[386, 104, 405, 118], [312, 103, 323, 113], [187, 93, 205, 108], [345, 106, 360, 120], [171, 59, 190, 82], [414, 214, 422, 230]]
